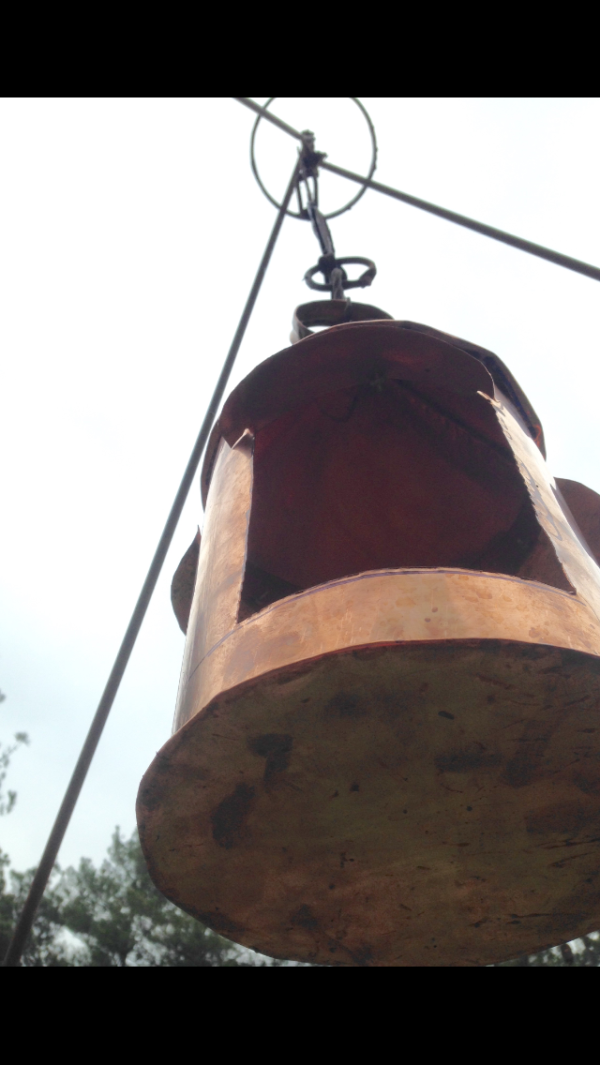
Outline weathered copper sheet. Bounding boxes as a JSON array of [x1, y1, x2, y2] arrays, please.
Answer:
[[173, 568, 600, 736], [138, 639, 600, 966], [142, 318, 600, 966], [492, 397, 600, 619], [201, 319, 544, 505], [169, 477, 600, 636]]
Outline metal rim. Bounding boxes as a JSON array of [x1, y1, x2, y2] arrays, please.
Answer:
[[250, 98, 378, 221]]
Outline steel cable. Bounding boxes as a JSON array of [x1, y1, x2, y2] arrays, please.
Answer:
[[235, 97, 600, 284], [319, 159, 600, 283], [2, 158, 302, 968]]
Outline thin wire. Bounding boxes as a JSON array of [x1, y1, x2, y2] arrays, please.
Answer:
[[246, 97, 377, 221], [2, 157, 302, 969], [234, 97, 305, 141], [233, 98, 600, 284], [320, 159, 600, 284]]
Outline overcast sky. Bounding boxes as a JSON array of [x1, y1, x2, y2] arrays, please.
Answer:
[[1, 97, 600, 874]]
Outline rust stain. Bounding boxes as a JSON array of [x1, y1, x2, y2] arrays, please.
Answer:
[[348, 944, 374, 966], [210, 783, 256, 849], [436, 748, 502, 773], [476, 674, 516, 690], [324, 691, 366, 718], [290, 905, 319, 930], [525, 801, 592, 836], [549, 852, 594, 869], [573, 770, 600, 796], [248, 733, 293, 784], [502, 712, 559, 788]]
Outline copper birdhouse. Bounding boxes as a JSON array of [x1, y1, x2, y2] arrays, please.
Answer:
[[137, 313, 600, 966]]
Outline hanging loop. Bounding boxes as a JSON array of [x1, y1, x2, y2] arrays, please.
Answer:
[[250, 98, 377, 220], [291, 299, 393, 343], [304, 255, 377, 292], [299, 165, 377, 298]]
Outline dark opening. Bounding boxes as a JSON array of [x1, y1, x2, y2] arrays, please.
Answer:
[[239, 378, 568, 618]]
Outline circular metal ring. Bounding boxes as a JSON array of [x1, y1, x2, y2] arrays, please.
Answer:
[[304, 256, 377, 291], [250, 98, 378, 221]]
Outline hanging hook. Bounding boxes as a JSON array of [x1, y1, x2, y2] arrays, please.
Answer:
[[302, 167, 377, 300], [300, 176, 376, 298], [297, 143, 377, 300]]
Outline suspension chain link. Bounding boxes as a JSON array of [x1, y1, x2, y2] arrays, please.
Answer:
[[297, 135, 377, 300]]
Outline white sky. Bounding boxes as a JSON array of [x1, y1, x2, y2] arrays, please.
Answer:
[[1, 97, 600, 874]]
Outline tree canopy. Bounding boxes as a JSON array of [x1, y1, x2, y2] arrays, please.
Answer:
[[0, 688, 28, 817], [1, 827, 280, 966]]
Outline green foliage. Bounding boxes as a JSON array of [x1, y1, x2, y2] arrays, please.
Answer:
[[494, 934, 600, 967], [0, 687, 30, 817], [0, 732, 29, 817], [0, 863, 73, 966], [1, 828, 279, 966]]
